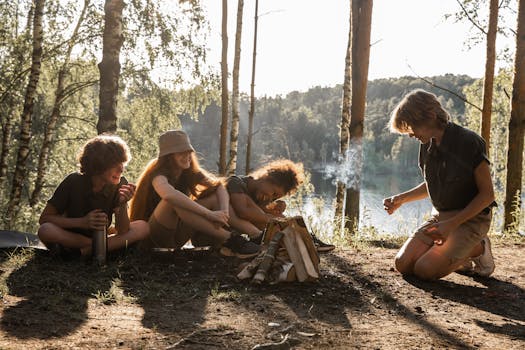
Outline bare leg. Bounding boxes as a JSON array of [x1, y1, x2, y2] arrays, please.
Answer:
[[80, 220, 150, 256], [394, 237, 433, 275], [228, 206, 262, 238], [153, 199, 231, 243], [197, 194, 262, 238], [413, 234, 485, 280], [38, 222, 91, 249]]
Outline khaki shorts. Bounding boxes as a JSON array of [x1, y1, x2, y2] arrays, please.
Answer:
[[412, 209, 492, 261], [140, 215, 192, 250]]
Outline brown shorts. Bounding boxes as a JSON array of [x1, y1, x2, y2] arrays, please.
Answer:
[[412, 209, 492, 261], [140, 215, 192, 250]]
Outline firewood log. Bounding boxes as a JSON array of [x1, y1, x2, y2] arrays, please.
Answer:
[[237, 249, 266, 280], [282, 226, 308, 282], [295, 230, 319, 280], [252, 231, 284, 284]]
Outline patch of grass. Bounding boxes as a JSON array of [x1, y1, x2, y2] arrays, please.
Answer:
[[92, 278, 135, 305], [209, 281, 243, 302]]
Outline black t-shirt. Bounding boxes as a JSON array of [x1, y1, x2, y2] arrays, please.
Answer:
[[418, 122, 492, 212], [226, 175, 251, 196], [48, 172, 125, 236]]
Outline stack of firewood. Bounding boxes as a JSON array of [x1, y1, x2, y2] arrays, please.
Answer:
[[237, 216, 320, 284]]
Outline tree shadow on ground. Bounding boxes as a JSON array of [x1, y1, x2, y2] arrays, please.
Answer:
[[118, 250, 221, 334], [325, 253, 478, 349], [0, 248, 113, 339], [404, 275, 525, 322]]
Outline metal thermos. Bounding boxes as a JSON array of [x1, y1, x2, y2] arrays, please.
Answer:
[[93, 227, 107, 266]]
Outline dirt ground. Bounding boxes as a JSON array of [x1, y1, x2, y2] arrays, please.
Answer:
[[0, 240, 523, 349]]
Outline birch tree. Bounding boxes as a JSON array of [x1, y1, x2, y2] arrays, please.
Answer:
[[7, 0, 45, 224], [219, 0, 229, 175], [246, 0, 258, 174], [480, 0, 499, 151], [228, 0, 244, 176], [335, 0, 352, 223], [30, 0, 92, 206]]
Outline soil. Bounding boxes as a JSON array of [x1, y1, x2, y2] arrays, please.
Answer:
[[0, 240, 524, 349]]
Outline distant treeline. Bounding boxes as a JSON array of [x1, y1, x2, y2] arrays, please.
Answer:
[[182, 74, 476, 185]]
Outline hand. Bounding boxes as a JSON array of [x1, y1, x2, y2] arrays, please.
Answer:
[[206, 210, 230, 228], [383, 195, 403, 215], [265, 200, 286, 216], [85, 209, 108, 231], [118, 183, 136, 205], [420, 220, 457, 245]]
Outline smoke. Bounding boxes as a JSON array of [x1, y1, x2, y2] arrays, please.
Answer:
[[323, 142, 363, 190]]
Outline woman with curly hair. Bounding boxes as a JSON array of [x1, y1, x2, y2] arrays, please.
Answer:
[[129, 130, 259, 258], [217, 159, 334, 252], [38, 135, 150, 258]]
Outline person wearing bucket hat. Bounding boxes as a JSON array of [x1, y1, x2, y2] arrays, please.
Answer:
[[130, 130, 260, 259]]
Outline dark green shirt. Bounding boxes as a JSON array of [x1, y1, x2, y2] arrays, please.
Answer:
[[48, 172, 125, 236], [418, 122, 492, 212]]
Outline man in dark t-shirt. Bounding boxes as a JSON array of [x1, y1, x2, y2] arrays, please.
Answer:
[[383, 89, 496, 280], [38, 135, 149, 259]]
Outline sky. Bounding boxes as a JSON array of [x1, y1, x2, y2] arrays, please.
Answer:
[[201, 0, 515, 97]]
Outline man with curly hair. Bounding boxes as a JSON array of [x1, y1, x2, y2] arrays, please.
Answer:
[[38, 135, 150, 259], [226, 159, 334, 252]]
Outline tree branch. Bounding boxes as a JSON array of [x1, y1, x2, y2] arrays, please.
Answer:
[[408, 63, 482, 112], [455, 0, 487, 35]]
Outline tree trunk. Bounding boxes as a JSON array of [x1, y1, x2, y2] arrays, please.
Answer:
[[7, 0, 45, 225], [97, 0, 124, 135], [30, 0, 91, 206], [0, 4, 34, 190], [246, 0, 258, 174], [480, 0, 499, 155], [228, 0, 244, 176], [503, 0, 525, 233], [219, 0, 229, 175], [345, 0, 373, 233], [335, 0, 352, 223]]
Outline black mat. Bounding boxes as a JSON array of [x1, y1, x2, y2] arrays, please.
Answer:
[[0, 230, 47, 249]]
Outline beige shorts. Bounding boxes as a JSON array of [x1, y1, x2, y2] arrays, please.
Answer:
[[412, 209, 492, 261], [140, 215, 192, 250]]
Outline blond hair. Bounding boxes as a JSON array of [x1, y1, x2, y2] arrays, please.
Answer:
[[389, 89, 450, 133]]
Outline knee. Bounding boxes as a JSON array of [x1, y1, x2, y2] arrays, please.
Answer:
[[37, 222, 58, 242], [394, 253, 413, 275], [131, 220, 150, 239], [413, 259, 440, 280]]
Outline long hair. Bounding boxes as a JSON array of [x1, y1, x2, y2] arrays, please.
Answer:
[[389, 89, 450, 134], [129, 152, 220, 221]]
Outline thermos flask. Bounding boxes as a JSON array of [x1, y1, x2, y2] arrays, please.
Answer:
[[93, 226, 107, 266]]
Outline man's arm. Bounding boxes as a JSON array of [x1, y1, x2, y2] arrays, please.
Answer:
[[383, 182, 428, 215]]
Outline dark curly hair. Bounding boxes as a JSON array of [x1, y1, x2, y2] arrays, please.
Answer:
[[250, 159, 305, 195], [78, 134, 130, 176]]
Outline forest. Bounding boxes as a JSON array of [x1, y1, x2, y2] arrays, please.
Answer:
[[0, 1, 523, 236], [0, 1, 524, 349]]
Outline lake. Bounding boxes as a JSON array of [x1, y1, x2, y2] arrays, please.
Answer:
[[298, 169, 433, 237]]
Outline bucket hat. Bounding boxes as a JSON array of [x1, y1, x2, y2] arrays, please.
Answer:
[[158, 130, 195, 158]]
